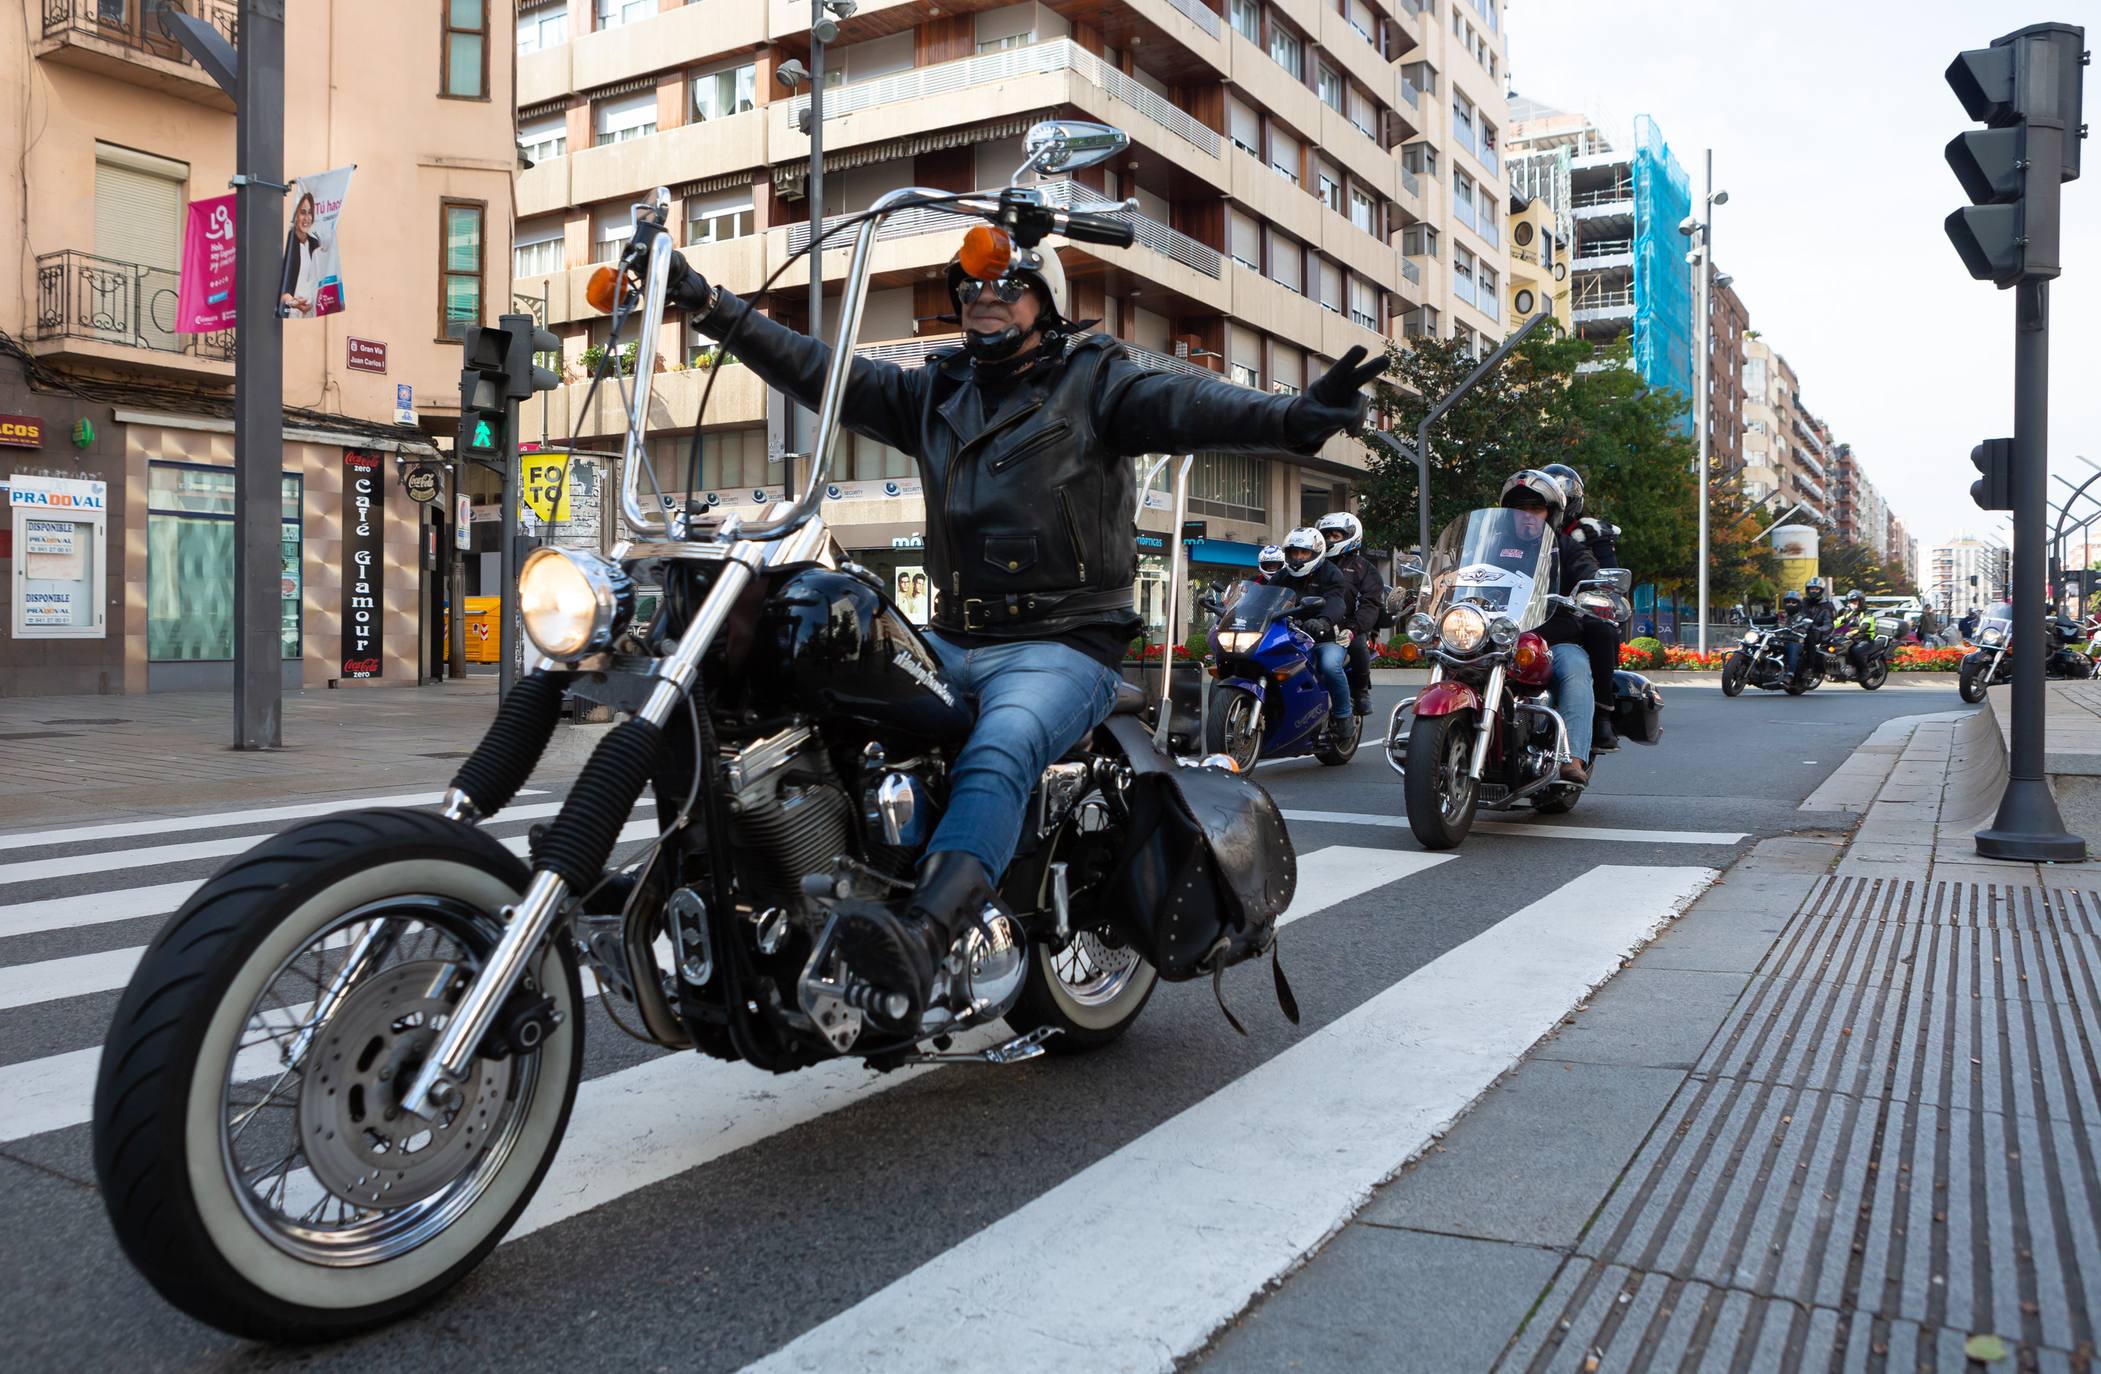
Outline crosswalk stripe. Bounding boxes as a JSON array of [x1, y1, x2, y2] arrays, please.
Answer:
[[0, 796, 641, 888], [0, 789, 528, 853], [740, 864, 1718, 1374], [0, 819, 659, 1144], [1283, 808, 1747, 846], [0, 946, 142, 1012], [0, 801, 654, 942]]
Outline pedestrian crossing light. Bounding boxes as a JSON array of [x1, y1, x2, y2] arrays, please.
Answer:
[[1943, 22, 2086, 288], [470, 417, 497, 452], [1970, 437, 2014, 512]]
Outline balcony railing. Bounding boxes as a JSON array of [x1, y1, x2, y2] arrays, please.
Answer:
[[42, 0, 238, 64], [1401, 75, 1419, 108], [35, 250, 235, 362], [1400, 164, 1421, 198], [787, 178, 1222, 279], [787, 39, 1222, 160], [1402, 256, 1421, 285], [1572, 186, 1633, 209], [1160, 0, 1222, 40], [1576, 237, 1632, 260]]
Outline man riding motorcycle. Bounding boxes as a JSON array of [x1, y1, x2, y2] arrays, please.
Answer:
[[1833, 589, 1877, 678], [1316, 511, 1384, 718], [667, 236, 1381, 1023], [1541, 462, 1622, 752], [1502, 470, 1598, 784], [1256, 543, 1286, 580], [1278, 526, 1356, 734], [1788, 578, 1836, 684]]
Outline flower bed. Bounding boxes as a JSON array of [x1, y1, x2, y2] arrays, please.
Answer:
[[1890, 645, 1967, 672]]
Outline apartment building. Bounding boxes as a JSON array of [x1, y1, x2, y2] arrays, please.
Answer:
[[1503, 191, 1569, 330], [1930, 536, 2008, 618], [1504, 102, 1693, 401], [0, 1, 516, 697], [1705, 272, 1747, 477], [512, 0, 1509, 635], [1738, 337, 1829, 526]]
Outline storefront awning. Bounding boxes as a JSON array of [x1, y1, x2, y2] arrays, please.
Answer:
[[1186, 538, 1261, 568]]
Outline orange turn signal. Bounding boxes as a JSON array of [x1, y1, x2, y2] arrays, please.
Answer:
[[958, 224, 1014, 282], [1396, 641, 1422, 664], [585, 264, 631, 314]]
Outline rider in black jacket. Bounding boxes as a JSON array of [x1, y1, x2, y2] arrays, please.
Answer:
[[1277, 527, 1354, 729], [1792, 578, 1836, 683], [1504, 471, 1600, 783], [1541, 463, 1622, 752], [665, 237, 1379, 1023], [1316, 511, 1383, 717]]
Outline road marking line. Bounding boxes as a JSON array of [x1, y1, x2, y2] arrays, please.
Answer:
[[1283, 808, 1748, 846], [740, 865, 1718, 1374], [0, 796, 639, 888], [0, 820, 659, 1143], [0, 789, 547, 852]]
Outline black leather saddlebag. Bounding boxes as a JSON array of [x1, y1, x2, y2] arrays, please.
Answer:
[[1611, 670, 1665, 746], [1094, 714, 1297, 983]]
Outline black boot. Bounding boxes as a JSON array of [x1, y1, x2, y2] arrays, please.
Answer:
[[835, 852, 993, 1028], [1592, 707, 1619, 753]]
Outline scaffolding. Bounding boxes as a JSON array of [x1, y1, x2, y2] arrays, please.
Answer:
[[1628, 113, 1693, 403]]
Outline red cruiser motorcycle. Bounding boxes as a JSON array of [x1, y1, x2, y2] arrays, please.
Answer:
[[1383, 507, 1659, 849]]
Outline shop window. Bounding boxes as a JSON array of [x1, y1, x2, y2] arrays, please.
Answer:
[[146, 463, 301, 661]]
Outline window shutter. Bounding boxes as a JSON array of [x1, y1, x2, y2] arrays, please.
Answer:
[[95, 150, 185, 269]]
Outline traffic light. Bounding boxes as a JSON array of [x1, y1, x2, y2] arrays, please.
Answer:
[[1970, 437, 2014, 511], [1943, 22, 2085, 288], [498, 312, 561, 401], [458, 322, 513, 465]]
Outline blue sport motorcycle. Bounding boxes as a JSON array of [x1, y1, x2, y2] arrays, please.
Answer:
[[1200, 580, 1361, 772]]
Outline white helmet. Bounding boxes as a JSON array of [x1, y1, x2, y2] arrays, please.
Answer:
[[1280, 527, 1327, 578], [1256, 544, 1285, 576], [1316, 511, 1364, 557], [944, 240, 1070, 324]]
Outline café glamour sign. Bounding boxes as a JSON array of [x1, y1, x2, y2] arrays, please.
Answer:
[[341, 450, 383, 678]]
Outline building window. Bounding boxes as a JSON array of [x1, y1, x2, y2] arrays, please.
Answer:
[[1191, 452, 1267, 522], [1229, 0, 1259, 43], [1452, 167, 1476, 229], [596, 0, 657, 29], [1452, 243, 1476, 305], [1229, 362, 1260, 389], [1478, 263, 1499, 321], [518, 4, 567, 53], [1346, 86, 1376, 140], [1317, 169, 1343, 214], [1317, 64, 1344, 111], [1268, 126, 1300, 184], [1268, 23, 1302, 80], [442, 0, 487, 99], [513, 220, 565, 277], [1268, 230, 1303, 294], [1349, 186, 1376, 234], [976, 29, 1036, 53], [595, 89, 658, 146], [691, 62, 757, 122], [1451, 93, 1475, 154], [1400, 223, 1438, 257], [147, 464, 302, 663], [518, 112, 567, 164], [1318, 256, 1343, 313], [1402, 305, 1439, 338], [1227, 95, 1261, 154], [685, 192, 754, 245], [1348, 276, 1378, 330], [1401, 141, 1437, 177], [1228, 208, 1261, 270], [440, 200, 484, 340]]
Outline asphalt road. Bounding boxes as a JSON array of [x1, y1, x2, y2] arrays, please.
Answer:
[[0, 680, 1962, 1371]]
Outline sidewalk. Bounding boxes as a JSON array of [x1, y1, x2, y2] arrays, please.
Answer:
[[1981, 681, 2101, 846], [0, 680, 606, 830], [1198, 706, 2101, 1372]]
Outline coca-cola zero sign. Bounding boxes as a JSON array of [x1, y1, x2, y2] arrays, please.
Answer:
[[342, 450, 383, 678]]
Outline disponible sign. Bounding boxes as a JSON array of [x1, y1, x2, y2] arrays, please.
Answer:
[[341, 450, 383, 678]]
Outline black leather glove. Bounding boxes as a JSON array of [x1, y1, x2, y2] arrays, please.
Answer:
[[665, 250, 714, 314], [1302, 617, 1333, 640], [1308, 345, 1386, 407]]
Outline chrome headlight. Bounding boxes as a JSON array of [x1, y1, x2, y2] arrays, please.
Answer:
[[1440, 605, 1489, 655], [1488, 616, 1519, 647], [1217, 629, 1264, 654], [519, 547, 634, 659], [1981, 627, 2005, 645], [1742, 630, 1762, 646], [1405, 612, 1437, 644]]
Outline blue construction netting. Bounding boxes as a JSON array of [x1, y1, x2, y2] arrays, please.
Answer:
[[1629, 114, 1694, 408]]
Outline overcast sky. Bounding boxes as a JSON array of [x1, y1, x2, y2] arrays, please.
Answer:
[[1503, 0, 2101, 557]]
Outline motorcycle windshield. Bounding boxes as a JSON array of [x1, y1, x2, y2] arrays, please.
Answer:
[[1217, 580, 1293, 634], [1422, 509, 1552, 628], [1978, 603, 2013, 643]]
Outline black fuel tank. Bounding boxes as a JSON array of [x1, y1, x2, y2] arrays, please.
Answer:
[[754, 568, 973, 745]]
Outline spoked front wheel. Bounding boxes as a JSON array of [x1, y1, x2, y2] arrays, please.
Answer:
[[91, 810, 583, 1342]]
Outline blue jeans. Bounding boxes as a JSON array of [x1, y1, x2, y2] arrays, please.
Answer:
[[923, 633, 1123, 879], [1312, 641, 1352, 723], [1550, 641, 1594, 760]]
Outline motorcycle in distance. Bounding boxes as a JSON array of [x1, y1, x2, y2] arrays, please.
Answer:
[[1382, 505, 1662, 850], [1958, 603, 2099, 704], [1720, 617, 1824, 697], [1813, 618, 1892, 691], [88, 123, 1300, 1341], [1198, 580, 1362, 772]]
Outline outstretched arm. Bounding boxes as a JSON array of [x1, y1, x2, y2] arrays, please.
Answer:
[[1096, 346, 1383, 458]]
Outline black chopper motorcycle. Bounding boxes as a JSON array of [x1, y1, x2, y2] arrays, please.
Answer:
[[1720, 617, 1824, 696], [1813, 618, 1891, 690], [88, 124, 1297, 1341]]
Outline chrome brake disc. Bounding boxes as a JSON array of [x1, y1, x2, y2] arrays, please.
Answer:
[[296, 959, 511, 1209]]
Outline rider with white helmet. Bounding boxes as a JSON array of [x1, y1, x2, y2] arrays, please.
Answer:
[[1256, 544, 1286, 580], [1280, 527, 1355, 734], [1315, 510, 1384, 718]]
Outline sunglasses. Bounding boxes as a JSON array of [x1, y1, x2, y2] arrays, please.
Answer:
[[955, 275, 1032, 306]]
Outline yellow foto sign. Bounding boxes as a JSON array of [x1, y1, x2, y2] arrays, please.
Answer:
[[520, 457, 572, 523]]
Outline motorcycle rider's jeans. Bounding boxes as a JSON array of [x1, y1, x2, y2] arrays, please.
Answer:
[[1550, 642, 1595, 759], [1346, 636, 1373, 715], [1312, 641, 1353, 723], [921, 632, 1124, 881]]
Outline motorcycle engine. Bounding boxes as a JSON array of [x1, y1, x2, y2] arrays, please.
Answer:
[[724, 725, 853, 913]]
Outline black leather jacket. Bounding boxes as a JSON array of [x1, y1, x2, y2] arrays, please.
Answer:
[[1565, 514, 1620, 571], [1330, 551, 1385, 636], [1540, 528, 1601, 645], [694, 290, 1365, 639], [1280, 561, 1348, 638]]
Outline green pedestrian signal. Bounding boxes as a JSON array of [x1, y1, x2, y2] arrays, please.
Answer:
[[471, 418, 496, 450]]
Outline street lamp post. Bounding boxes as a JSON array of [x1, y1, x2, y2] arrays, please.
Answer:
[[777, 1, 856, 498], [1679, 151, 1728, 656]]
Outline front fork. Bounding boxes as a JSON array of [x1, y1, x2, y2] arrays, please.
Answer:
[[1467, 664, 1505, 780]]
